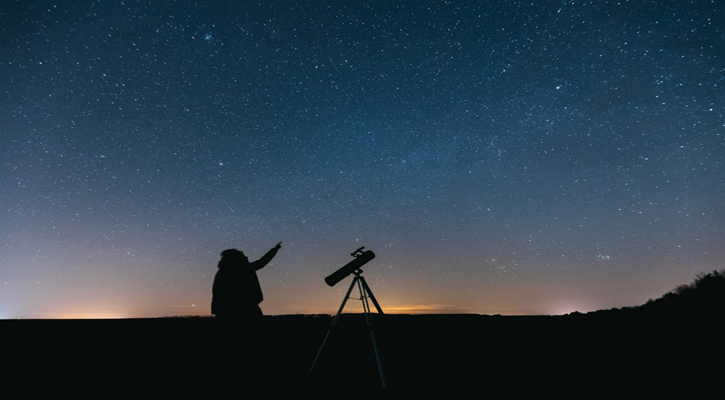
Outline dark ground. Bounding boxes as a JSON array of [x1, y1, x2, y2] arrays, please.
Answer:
[[3, 312, 720, 398]]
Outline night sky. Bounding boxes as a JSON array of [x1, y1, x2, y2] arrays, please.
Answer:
[[2, 1, 723, 319]]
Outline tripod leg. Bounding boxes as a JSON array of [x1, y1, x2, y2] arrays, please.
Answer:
[[333, 276, 357, 319], [359, 276, 384, 315], [358, 278, 387, 389], [309, 277, 358, 375]]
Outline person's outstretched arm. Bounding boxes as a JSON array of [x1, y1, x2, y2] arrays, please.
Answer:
[[250, 242, 281, 271]]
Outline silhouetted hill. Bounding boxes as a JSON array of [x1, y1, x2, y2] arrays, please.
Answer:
[[580, 270, 725, 320], [641, 270, 725, 315]]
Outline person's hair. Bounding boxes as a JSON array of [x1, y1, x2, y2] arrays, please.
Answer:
[[221, 249, 239, 257], [218, 249, 244, 268]]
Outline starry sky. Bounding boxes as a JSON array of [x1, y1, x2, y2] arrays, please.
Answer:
[[2, 1, 723, 319]]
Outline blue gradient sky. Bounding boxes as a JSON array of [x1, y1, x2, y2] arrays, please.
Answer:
[[2, 1, 722, 318]]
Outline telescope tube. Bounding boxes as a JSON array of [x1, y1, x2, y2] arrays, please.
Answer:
[[324, 250, 375, 287]]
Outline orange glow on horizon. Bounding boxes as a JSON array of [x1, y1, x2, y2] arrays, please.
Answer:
[[30, 312, 131, 319], [381, 304, 468, 314]]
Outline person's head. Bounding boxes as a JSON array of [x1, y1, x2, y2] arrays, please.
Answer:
[[218, 249, 248, 267]]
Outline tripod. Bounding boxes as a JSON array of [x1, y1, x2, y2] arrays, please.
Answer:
[[308, 269, 386, 389]]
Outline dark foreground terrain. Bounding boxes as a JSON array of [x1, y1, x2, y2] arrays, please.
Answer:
[[3, 312, 721, 398]]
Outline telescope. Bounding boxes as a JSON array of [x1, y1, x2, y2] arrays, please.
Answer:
[[311, 247, 386, 388], [324, 246, 375, 287]]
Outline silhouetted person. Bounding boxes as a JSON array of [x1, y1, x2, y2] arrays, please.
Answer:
[[211, 242, 281, 321]]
